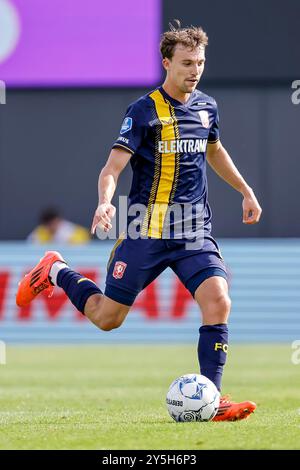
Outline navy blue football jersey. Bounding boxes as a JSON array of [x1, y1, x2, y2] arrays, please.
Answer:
[[112, 86, 220, 239]]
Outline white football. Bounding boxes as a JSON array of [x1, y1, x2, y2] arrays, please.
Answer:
[[166, 373, 220, 422]]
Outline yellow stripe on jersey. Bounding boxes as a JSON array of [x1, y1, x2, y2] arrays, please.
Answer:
[[168, 102, 180, 205], [140, 122, 162, 237], [146, 89, 178, 238]]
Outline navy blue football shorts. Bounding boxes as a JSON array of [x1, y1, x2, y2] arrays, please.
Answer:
[[104, 236, 227, 306]]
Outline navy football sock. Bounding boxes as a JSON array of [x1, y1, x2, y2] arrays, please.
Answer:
[[57, 268, 102, 314], [198, 323, 228, 391]]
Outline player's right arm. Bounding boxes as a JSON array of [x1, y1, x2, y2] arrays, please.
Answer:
[[91, 147, 131, 234], [91, 99, 147, 234]]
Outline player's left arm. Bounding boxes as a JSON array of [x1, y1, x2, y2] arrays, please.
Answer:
[[206, 141, 262, 224]]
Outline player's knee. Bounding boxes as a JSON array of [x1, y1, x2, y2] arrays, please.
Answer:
[[208, 293, 231, 321], [216, 293, 231, 313], [92, 299, 130, 331], [97, 315, 123, 332], [220, 293, 231, 313]]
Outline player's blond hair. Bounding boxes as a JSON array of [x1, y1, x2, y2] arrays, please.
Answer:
[[160, 20, 208, 59]]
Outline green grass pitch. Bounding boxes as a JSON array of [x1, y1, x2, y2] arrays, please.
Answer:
[[0, 344, 299, 449]]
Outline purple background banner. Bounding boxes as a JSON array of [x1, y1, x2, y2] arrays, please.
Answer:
[[0, 0, 161, 86]]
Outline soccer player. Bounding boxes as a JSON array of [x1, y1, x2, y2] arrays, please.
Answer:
[[16, 24, 262, 421]]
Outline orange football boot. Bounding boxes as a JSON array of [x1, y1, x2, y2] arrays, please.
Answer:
[[16, 251, 66, 307], [213, 395, 256, 422]]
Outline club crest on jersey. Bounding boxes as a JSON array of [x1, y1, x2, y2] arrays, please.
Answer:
[[160, 117, 174, 125], [120, 117, 132, 134], [113, 261, 127, 279], [198, 110, 210, 129]]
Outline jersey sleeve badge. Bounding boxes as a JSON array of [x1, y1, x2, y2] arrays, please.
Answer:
[[120, 117, 133, 134]]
